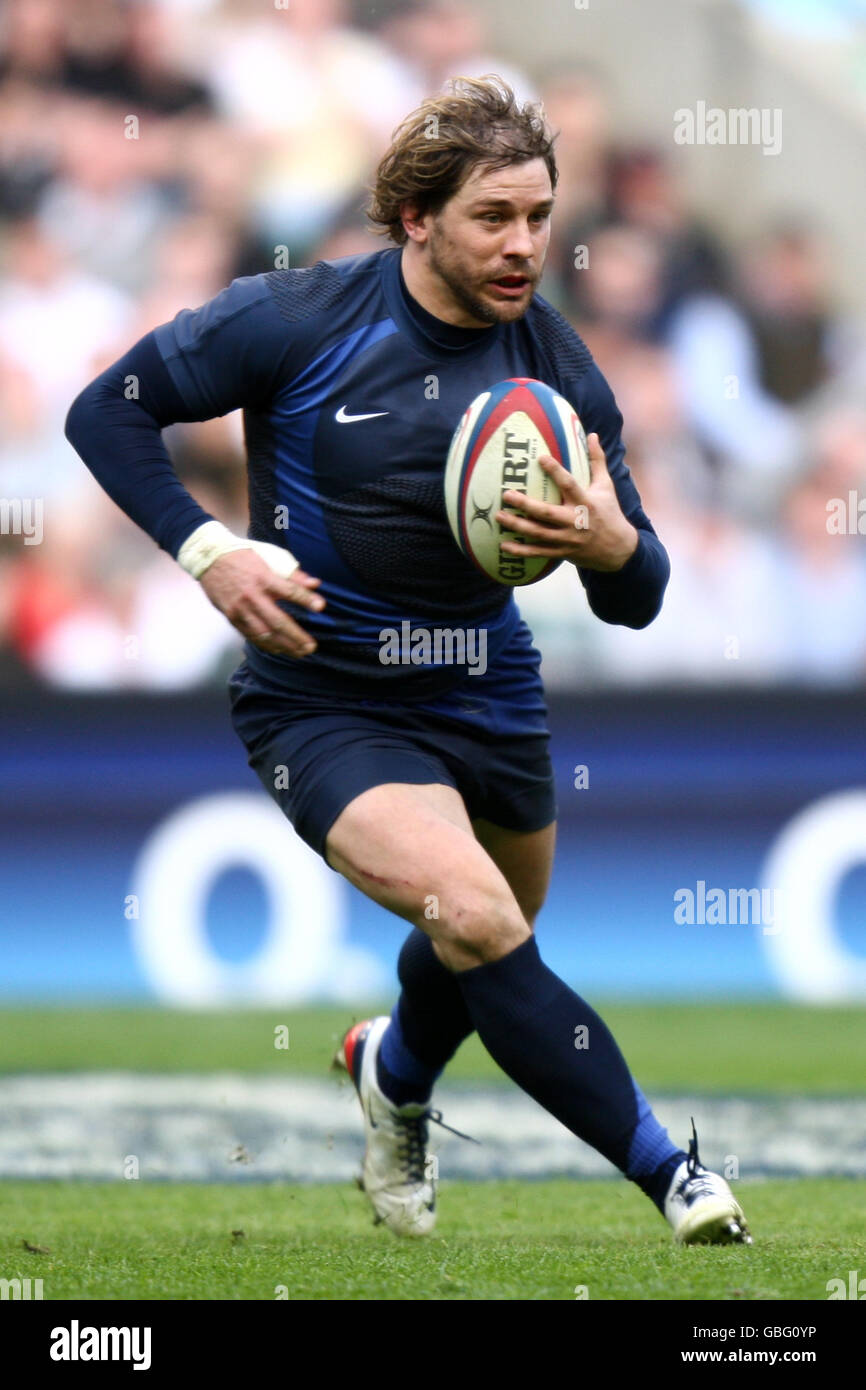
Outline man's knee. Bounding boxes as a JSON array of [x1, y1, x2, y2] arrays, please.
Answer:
[[431, 887, 530, 971]]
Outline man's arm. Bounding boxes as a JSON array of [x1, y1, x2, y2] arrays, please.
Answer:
[[498, 359, 670, 629], [65, 331, 216, 557], [570, 362, 670, 630], [65, 276, 325, 655]]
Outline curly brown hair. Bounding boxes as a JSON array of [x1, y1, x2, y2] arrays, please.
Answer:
[[367, 74, 558, 245]]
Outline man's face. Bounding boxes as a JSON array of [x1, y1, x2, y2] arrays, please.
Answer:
[[419, 158, 554, 326]]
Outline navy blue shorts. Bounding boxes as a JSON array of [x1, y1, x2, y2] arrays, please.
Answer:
[[228, 660, 557, 863]]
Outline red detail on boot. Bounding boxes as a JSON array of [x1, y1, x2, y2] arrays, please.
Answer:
[[342, 1021, 371, 1085]]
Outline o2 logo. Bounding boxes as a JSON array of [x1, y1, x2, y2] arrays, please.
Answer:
[[129, 793, 384, 1004], [761, 790, 866, 1001]]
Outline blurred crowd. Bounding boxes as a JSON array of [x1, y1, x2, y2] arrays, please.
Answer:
[[0, 0, 864, 691]]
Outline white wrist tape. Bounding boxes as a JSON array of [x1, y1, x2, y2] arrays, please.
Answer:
[[177, 520, 299, 580]]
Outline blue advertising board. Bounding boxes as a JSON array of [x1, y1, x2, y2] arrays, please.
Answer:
[[2, 689, 865, 1002]]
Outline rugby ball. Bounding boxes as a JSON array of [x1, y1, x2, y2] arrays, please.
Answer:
[[444, 378, 591, 586]]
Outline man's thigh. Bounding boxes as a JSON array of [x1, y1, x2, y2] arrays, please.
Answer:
[[325, 781, 530, 971]]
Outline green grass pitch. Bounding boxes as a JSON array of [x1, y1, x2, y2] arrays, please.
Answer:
[[2, 1001, 866, 1089], [1, 1178, 862, 1301], [1, 1002, 863, 1301]]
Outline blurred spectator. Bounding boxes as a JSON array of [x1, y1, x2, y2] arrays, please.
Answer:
[[133, 212, 242, 332], [0, 216, 132, 502], [769, 459, 866, 686], [2, 477, 242, 689], [36, 98, 177, 293], [537, 66, 616, 313], [62, 1, 214, 114], [575, 223, 666, 349], [666, 291, 799, 510], [204, 0, 416, 259], [737, 221, 836, 405], [594, 501, 791, 688], [609, 149, 728, 333], [374, 0, 536, 105], [171, 120, 267, 280], [0, 77, 61, 216], [0, 0, 67, 89]]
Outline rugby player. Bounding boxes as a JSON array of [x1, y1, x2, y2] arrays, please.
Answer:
[[66, 76, 750, 1246]]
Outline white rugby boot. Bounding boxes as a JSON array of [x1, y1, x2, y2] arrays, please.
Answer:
[[333, 1016, 437, 1238], [664, 1121, 753, 1245]]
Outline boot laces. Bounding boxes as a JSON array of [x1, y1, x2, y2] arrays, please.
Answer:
[[394, 1108, 480, 1184], [681, 1117, 716, 1199]]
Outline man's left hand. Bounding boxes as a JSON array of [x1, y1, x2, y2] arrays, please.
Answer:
[[496, 432, 639, 573]]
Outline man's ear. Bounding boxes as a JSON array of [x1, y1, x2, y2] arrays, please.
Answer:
[[400, 202, 428, 244]]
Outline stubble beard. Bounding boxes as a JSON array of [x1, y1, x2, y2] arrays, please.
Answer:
[[427, 223, 534, 326]]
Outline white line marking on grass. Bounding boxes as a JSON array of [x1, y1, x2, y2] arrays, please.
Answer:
[[0, 1075, 862, 1181]]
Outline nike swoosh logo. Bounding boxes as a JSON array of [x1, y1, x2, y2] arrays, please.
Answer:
[[335, 406, 390, 424]]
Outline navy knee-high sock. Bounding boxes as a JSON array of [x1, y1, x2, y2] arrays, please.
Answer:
[[377, 928, 474, 1106], [457, 935, 685, 1209]]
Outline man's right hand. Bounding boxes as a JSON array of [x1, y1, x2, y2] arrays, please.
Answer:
[[199, 549, 325, 657]]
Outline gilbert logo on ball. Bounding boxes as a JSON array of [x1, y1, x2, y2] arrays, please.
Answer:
[[443, 378, 591, 586]]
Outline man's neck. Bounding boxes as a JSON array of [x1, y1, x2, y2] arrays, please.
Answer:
[[399, 246, 492, 330]]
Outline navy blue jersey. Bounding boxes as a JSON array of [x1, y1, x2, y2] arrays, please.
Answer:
[[67, 246, 669, 700]]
